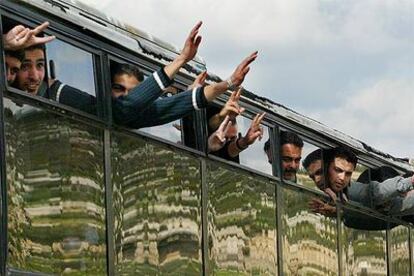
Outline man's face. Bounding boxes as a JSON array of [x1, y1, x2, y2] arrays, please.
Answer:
[[306, 159, 323, 189], [5, 55, 21, 85], [327, 157, 355, 193], [16, 49, 45, 95], [111, 73, 140, 98], [281, 144, 302, 181]]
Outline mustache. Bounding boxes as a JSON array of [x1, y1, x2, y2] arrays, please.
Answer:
[[284, 168, 297, 173]]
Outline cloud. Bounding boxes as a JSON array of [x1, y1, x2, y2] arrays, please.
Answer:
[[311, 78, 414, 158], [76, 0, 414, 159]]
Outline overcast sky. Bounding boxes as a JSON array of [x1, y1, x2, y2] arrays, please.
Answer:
[[79, 0, 414, 160]]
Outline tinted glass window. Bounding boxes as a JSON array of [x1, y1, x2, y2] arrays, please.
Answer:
[[340, 207, 387, 275], [111, 133, 202, 274], [207, 161, 278, 274], [390, 225, 410, 276], [4, 98, 106, 275], [282, 187, 338, 275]]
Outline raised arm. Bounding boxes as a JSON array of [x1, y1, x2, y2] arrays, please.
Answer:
[[227, 112, 265, 157], [3, 21, 55, 51], [203, 51, 258, 102], [370, 176, 414, 207], [209, 88, 245, 131], [164, 21, 203, 79]]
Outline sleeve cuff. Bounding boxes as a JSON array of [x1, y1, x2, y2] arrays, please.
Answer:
[[192, 86, 208, 110], [48, 80, 63, 101], [153, 67, 173, 90]]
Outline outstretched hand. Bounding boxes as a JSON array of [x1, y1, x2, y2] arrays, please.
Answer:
[[220, 88, 245, 120], [242, 112, 265, 146], [180, 21, 203, 63], [4, 21, 55, 51], [208, 115, 232, 152], [228, 51, 258, 89]]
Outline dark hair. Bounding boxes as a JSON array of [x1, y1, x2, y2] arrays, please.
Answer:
[[111, 63, 144, 82], [5, 50, 24, 61], [280, 131, 303, 148], [323, 146, 358, 169], [302, 148, 322, 169], [24, 43, 46, 53], [357, 166, 399, 184]]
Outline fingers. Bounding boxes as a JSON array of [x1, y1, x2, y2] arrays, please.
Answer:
[[37, 35, 56, 44], [234, 87, 242, 101], [225, 105, 241, 115], [33, 21, 50, 35], [194, 35, 202, 47], [190, 21, 202, 36], [189, 21, 202, 41], [252, 112, 265, 125], [218, 115, 230, 132], [196, 71, 207, 84], [223, 120, 232, 136], [229, 90, 237, 101], [325, 188, 337, 202], [15, 27, 29, 40], [240, 51, 258, 68]]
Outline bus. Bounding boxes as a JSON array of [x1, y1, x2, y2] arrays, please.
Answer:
[[1, 0, 413, 275]]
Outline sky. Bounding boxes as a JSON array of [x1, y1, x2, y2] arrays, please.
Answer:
[[79, 0, 414, 161]]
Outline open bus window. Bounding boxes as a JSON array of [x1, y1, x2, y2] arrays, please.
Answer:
[[109, 60, 185, 144], [298, 141, 324, 190], [237, 115, 272, 174], [139, 86, 184, 144], [206, 105, 272, 175], [2, 17, 98, 115]]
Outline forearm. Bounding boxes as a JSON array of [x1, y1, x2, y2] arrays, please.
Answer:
[[371, 176, 414, 206], [164, 55, 186, 80], [203, 81, 228, 102], [118, 87, 207, 129]]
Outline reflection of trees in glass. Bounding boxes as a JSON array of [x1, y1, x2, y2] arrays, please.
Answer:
[[282, 188, 338, 275], [207, 162, 277, 275], [343, 223, 387, 275], [5, 99, 106, 275], [390, 226, 410, 276], [112, 133, 202, 275]]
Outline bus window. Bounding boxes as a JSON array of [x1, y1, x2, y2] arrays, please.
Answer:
[[237, 115, 272, 174], [140, 86, 183, 144], [109, 60, 184, 144], [298, 142, 323, 191], [206, 104, 272, 175], [271, 129, 305, 183], [2, 18, 98, 115], [46, 38, 97, 115]]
